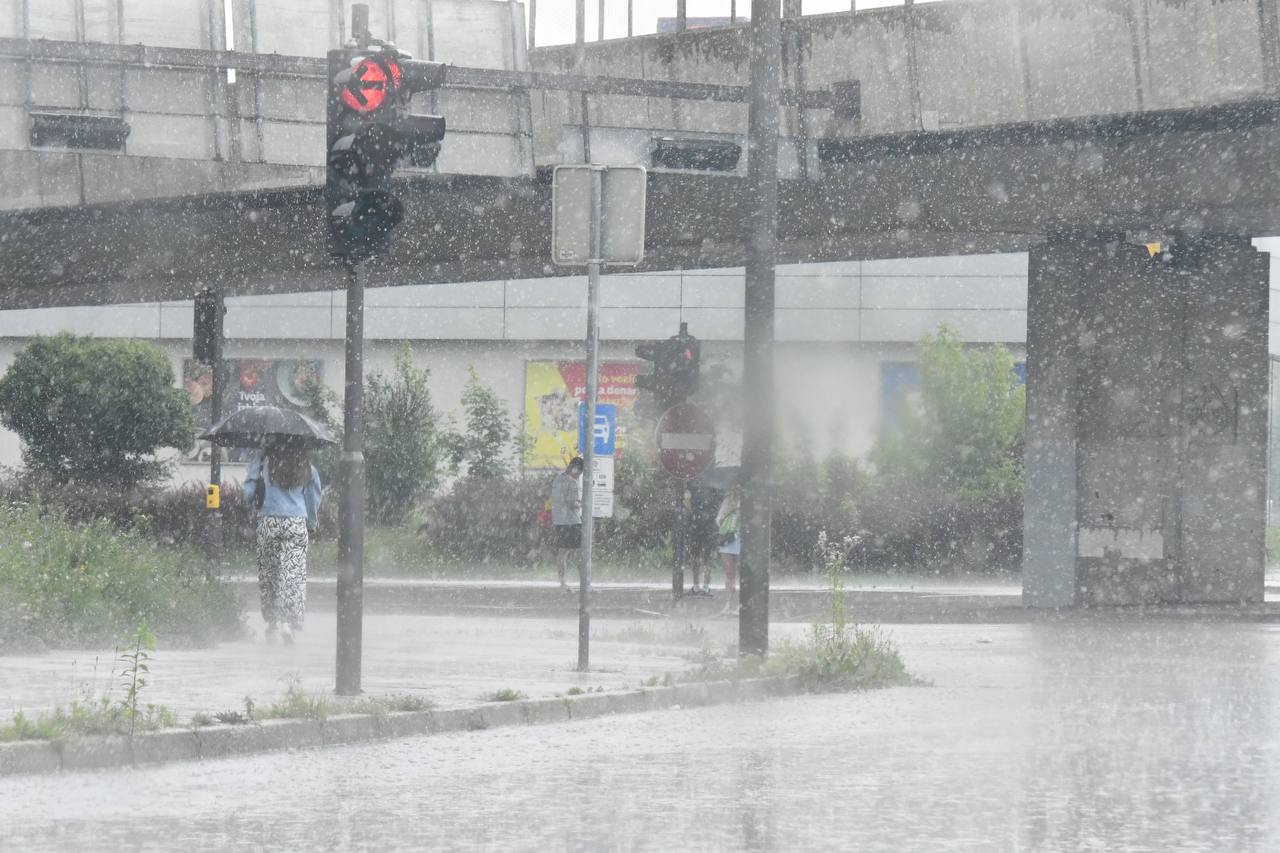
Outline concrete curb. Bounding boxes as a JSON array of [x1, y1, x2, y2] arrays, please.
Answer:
[[0, 675, 807, 777]]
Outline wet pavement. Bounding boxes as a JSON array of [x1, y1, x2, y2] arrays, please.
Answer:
[[0, 612, 708, 720], [4, 618, 1280, 850]]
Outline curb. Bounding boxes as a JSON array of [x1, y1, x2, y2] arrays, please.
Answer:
[[0, 675, 805, 777]]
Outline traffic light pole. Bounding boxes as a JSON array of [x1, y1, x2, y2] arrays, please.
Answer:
[[672, 478, 685, 600], [336, 258, 367, 695], [739, 0, 781, 657], [207, 289, 224, 566], [578, 166, 604, 673]]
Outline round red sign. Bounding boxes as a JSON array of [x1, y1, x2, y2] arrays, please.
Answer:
[[340, 57, 401, 113], [656, 403, 716, 480]]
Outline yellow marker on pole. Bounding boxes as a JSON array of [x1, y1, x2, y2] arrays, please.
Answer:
[[1145, 242, 1162, 258], [205, 484, 220, 510]]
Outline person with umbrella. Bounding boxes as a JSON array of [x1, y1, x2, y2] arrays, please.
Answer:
[[202, 406, 331, 644]]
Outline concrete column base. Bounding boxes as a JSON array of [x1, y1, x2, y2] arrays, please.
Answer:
[[1024, 234, 1268, 607]]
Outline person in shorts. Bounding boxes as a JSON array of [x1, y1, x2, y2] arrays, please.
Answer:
[[551, 457, 584, 591]]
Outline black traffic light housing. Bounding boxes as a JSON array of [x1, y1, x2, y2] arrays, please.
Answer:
[[636, 323, 700, 413], [326, 44, 446, 260], [193, 287, 225, 364]]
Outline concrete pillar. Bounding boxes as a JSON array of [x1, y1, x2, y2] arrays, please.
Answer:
[[1024, 234, 1268, 607]]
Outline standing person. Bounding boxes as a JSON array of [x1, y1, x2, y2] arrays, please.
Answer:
[[716, 482, 742, 615], [551, 457, 584, 591], [245, 445, 322, 644]]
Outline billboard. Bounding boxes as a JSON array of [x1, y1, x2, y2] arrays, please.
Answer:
[[524, 360, 640, 470], [184, 358, 324, 465]]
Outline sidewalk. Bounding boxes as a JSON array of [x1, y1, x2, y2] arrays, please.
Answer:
[[228, 574, 1029, 623], [0, 612, 715, 722]]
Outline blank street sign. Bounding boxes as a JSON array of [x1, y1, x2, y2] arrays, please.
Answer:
[[551, 165, 647, 267]]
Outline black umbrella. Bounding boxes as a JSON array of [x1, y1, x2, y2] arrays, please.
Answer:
[[199, 405, 337, 449]]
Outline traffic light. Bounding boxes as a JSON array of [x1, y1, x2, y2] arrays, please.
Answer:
[[670, 325, 700, 401], [193, 287, 224, 364], [636, 323, 700, 414], [326, 45, 446, 260]]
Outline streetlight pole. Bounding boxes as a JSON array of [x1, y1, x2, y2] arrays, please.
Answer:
[[739, 0, 781, 657]]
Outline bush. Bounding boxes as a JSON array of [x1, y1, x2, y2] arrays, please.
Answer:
[[444, 367, 517, 479], [0, 501, 242, 651], [0, 334, 194, 487], [422, 475, 548, 564], [365, 348, 442, 525], [866, 327, 1025, 572], [0, 474, 273, 554]]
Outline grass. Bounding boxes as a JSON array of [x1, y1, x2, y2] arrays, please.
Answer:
[[592, 622, 710, 647], [674, 531, 920, 692], [0, 501, 242, 653], [0, 678, 436, 742], [486, 688, 526, 702], [0, 694, 176, 743], [256, 678, 435, 721]]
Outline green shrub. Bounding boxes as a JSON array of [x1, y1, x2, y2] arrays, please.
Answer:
[[0, 334, 194, 487], [444, 367, 517, 479], [865, 326, 1025, 572], [422, 475, 547, 564], [0, 695, 176, 742], [0, 501, 242, 651], [365, 348, 442, 525]]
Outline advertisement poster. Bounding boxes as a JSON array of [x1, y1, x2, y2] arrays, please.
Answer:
[[524, 360, 639, 470], [184, 358, 324, 465]]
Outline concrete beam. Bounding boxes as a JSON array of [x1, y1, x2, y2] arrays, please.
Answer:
[[6, 96, 1280, 306]]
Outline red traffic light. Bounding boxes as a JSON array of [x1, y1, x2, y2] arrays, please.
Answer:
[[340, 57, 402, 113]]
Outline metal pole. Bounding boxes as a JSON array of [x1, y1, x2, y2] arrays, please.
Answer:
[[578, 166, 604, 673], [672, 478, 684, 600], [336, 259, 367, 695], [676, 0, 687, 32], [740, 0, 780, 658], [207, 289, 225, 565]]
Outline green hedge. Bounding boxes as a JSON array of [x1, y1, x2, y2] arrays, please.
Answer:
[[0, 502, 242, 652]]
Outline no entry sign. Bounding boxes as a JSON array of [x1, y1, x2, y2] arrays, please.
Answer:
[[341, 57, 401, 113], [656, 403, 715, 480]]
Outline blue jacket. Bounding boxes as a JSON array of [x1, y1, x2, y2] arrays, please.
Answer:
[[244, 455, 322, 530]]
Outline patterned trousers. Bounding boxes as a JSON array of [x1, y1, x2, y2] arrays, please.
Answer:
[[256, 516, 309, 629]]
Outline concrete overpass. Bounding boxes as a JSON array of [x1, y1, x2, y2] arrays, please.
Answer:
[[0, 0, 1276, 608]]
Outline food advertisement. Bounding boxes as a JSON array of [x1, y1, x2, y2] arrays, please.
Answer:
[[523, 360, 639, 470], [184, 359, 324, 464]]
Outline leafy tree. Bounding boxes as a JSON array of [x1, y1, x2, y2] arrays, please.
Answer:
[[445, 367, 515, 479], [299, 374, 341, 489], [870, 326, 1024, 500], [364, 347, 441, 524], [0, 334, 193, 487], [864, 326, 1025, 571]]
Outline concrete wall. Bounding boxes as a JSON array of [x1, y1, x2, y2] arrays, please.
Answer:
[[0, 0, 1275, 210], [532, 0, 1279, 171], [0, 0, 530, 210], [0, 252, 1029, 478], [1025, 235, 1268, 607]]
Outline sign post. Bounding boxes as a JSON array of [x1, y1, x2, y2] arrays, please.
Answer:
[[656, 403, 715, 601], [553, 164, 646, 672], [579, 402, 617, 519]]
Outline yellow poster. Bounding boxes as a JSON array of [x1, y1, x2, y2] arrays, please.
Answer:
[[524, 360, 640, 470]]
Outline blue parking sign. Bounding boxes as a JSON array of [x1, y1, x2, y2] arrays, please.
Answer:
[[578, 403, 617, 456]]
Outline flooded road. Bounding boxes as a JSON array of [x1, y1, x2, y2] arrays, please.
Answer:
[[5, 619, 1280, 851]]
